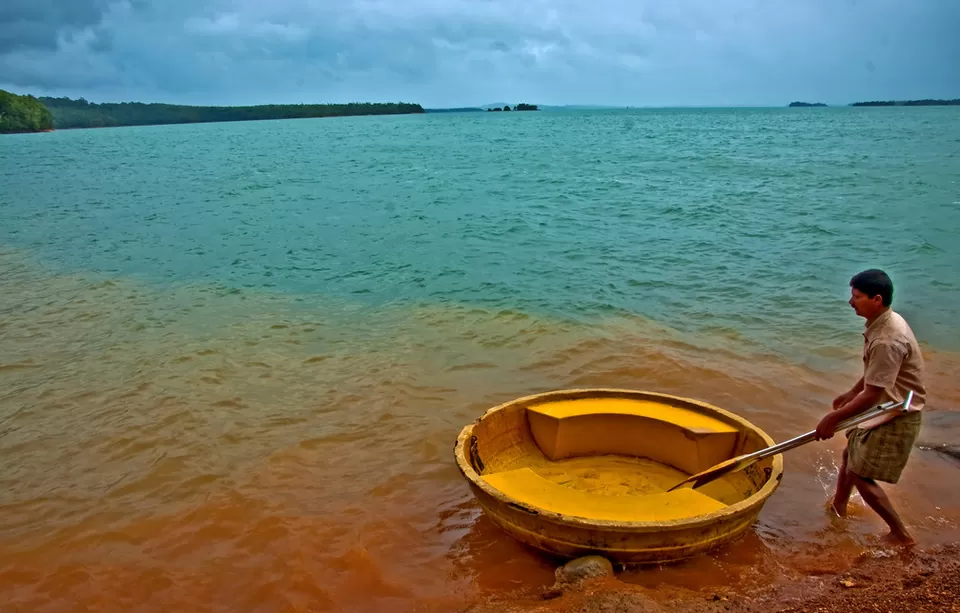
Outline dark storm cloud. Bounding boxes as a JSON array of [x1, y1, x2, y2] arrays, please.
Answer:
[[0, 0, 958, 107], [0, 0, 115, 53]]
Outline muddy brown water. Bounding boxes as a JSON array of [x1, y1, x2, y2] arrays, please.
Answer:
[[2, 257, 959, 613]]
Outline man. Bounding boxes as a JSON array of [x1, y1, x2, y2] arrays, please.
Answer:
[[815, 268, 926, 546]]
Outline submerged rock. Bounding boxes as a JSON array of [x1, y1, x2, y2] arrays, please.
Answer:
[[554, 555, 615, 586], [531, 556, 666, 612]]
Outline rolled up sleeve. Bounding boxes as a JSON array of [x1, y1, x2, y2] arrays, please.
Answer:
[[864, 341, 906, 389]]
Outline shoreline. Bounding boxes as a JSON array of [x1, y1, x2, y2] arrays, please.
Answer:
[[33, 96, 425, 132], [463, 542, 960, 612], [33, 112, 427, 133], [1, 111, 427, 134], [8, 102, 960, 135]]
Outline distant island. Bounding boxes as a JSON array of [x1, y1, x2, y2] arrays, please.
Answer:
[[486, 103, 539, 112], [788, 101, 827, 107], [0, 90, 55, 133], [850, 99, 960, 107], [39, 97, 425, 130]]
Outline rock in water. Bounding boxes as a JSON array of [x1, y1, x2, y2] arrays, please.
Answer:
[[555, 555, 615, 585]]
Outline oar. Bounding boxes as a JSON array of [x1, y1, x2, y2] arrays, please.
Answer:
[[667, 391, 915, 492]]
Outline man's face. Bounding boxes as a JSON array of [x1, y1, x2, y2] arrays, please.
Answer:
[[849, 287, 883, 319]]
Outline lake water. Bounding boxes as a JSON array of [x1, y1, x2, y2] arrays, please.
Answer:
[[2, 108, 959, 612]]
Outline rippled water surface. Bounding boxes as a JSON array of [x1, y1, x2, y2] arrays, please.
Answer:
[[2, 108, 960, 612]]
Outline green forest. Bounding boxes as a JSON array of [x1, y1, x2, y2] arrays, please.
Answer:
[[851, 99, 960, 107], [38, 97, 424, 129], [0, 90, 55, 133]]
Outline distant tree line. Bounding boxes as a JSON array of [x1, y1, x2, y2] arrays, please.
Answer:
[[851, 99, 960, 107], [788, 101, 827, 107], [37, 97, 425, 129], [0, 89, 55, 133], [486, 103, 539, 112]]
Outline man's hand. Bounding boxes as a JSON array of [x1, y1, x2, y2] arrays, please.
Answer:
[[815, 413, 840, 440], [818, 385, 884, 441]]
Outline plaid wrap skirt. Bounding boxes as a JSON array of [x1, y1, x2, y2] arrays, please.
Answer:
[[846, 410, 922, 484]]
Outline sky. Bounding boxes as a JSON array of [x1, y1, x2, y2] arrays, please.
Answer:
[[0, 0, 958, 108]]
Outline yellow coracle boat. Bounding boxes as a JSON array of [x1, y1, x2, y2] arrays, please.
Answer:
[[453, 388, 784, 565]]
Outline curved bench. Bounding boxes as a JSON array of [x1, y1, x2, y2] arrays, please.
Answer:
[[526, 397, 741, 475], [482, 467, 726, 522]]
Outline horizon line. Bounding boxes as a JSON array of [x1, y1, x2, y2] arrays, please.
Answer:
[[10, 90, 960, 110]]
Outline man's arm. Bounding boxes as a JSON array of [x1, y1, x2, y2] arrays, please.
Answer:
[[818, 340, 905, 439], [833, 376, 865, 409], [817, 385, 884, 439]]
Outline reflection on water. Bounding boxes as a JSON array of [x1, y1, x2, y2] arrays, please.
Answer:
[[2, 250, 959, 612]]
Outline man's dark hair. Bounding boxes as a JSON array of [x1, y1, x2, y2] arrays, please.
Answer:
[[850, 269, 893, 306]]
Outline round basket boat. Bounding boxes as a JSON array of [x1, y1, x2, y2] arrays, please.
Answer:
[[453, 388, 784, 565]]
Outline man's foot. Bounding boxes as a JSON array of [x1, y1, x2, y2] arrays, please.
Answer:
[[881, 531, 916, 548], [827, 499, 846, 518]]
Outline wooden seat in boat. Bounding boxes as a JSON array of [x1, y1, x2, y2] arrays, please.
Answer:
[[526, 397, 742, 475]]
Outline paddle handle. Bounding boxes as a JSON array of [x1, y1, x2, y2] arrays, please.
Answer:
[[735, 390, 915, 465]]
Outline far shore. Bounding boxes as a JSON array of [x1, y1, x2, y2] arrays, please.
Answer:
[[29, 113, 428, 133], [7, 94, 960, 135]]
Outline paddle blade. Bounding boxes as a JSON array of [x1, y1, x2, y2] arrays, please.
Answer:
[[666, 455, 758, 492]]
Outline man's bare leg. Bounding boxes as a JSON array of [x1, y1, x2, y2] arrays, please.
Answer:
[[831, 447, 855, 517], [851, 473, 915, 545]]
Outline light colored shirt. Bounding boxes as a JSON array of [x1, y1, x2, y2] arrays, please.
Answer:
[[858, 309, 926, 430]]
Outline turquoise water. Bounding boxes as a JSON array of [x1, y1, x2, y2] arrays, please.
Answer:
[[3, 108, 959, 355]]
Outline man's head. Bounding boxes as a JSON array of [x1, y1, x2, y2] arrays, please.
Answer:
[[849, 268, 893, 320]]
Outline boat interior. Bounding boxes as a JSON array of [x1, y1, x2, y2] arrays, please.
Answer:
[[468, 395, 772, 523]]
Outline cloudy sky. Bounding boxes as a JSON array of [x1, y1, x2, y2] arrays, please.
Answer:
[[1, 0, 957, 107]]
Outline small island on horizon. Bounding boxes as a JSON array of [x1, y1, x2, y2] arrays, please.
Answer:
[[788, 98, 960, 108], [851, 98, 960, 107], [485, 103, 539, 112]]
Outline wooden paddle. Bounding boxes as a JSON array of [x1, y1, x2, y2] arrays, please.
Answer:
[[667, 390, 915, 492]]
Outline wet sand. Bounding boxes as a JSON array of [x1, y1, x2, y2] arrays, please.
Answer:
[[464, 544, 960, 612], [2, 252, 959, 612]]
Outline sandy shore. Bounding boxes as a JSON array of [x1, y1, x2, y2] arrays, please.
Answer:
[[463, 543, 960, 613]]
